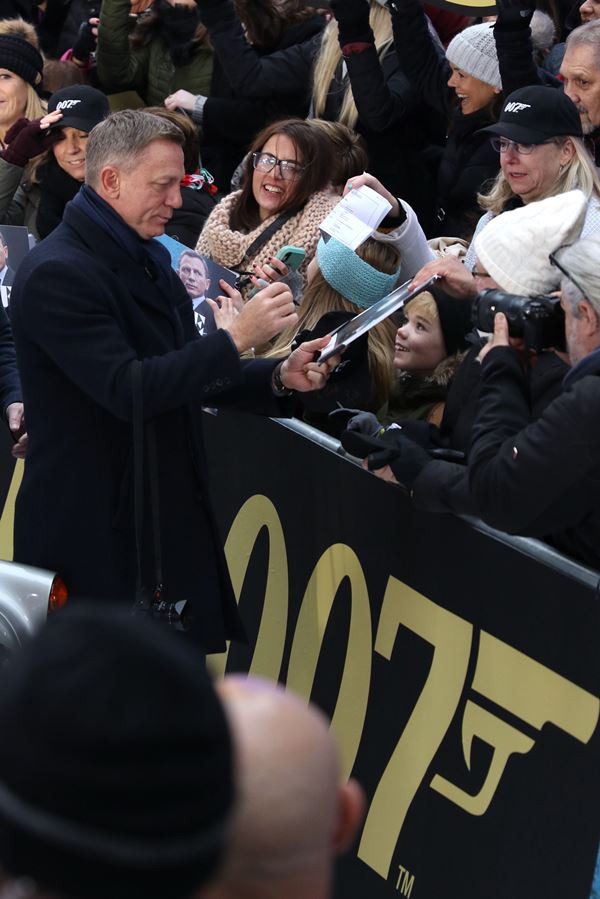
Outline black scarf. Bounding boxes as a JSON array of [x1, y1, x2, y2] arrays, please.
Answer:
[[156, 0, 201, 67], [36, 157, 82, 240], [70, 184, 174, 285]]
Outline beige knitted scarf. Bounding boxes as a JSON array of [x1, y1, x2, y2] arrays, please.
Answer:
[[195, 188, 338, 282]]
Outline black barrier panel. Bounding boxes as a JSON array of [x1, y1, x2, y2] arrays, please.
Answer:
[[203, 410, 600, 899]]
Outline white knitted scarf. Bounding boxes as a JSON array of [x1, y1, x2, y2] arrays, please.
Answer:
[[195, 189, 338, 281]]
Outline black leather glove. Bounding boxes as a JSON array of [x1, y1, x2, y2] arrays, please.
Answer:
[[72, 21, 97, 62], [330, 0, 375, 46], [341, 421, 431, 488], [2, 118, 58, 168]]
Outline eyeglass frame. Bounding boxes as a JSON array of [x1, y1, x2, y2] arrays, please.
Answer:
[[490, 136, 557, 156], [549, 244, 587, 297], [252, 152, 306, 181]]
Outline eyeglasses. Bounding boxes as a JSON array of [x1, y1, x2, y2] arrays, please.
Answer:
[[252, 152, 305, 182], [472, 269, 491, 279], [490, 137, 555, 155], [549, 244, 587, 296]]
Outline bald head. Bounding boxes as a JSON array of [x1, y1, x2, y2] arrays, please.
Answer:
[[202, 677, 364, 899]]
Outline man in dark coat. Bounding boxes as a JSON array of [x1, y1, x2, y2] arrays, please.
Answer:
[[9, 109, 337, 652]]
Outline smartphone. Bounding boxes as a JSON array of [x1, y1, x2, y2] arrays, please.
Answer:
[[275, 245, 306, 272]]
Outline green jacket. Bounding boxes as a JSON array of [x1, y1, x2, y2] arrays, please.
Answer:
[[0, 157, 40, 240], [96, 0, 213, 106]]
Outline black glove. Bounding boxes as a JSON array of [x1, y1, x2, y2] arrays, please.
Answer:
[[72, 21, 97, 63], [2, 118, 59, 168], [341, 421, 431, 488], [329, 407, 382, 433], [494, 0, 535, 28], [330, 0, 375, 46]]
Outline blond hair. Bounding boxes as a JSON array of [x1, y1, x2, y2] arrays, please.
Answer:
[[262, 237, 398, 407], [312, 3, 393, 129], [404, 291, 439, 322], [478, 137, 600, 215]]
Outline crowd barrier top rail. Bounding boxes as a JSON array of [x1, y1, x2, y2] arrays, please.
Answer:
[[271, 415, 600, 595]]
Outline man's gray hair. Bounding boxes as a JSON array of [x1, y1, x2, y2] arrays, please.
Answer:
[[565, 19, 600, 67], [556, 236, 600, 317], [85, 110, 184, 189]]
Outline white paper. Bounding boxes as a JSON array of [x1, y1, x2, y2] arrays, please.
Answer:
[[319, 185, 392, 250]]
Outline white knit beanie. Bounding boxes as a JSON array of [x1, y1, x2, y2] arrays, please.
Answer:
[[474, 190, 588, 295], [446, 23, 502, 90]]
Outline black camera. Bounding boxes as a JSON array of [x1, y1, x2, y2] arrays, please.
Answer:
[[473, 289, 566, 353]]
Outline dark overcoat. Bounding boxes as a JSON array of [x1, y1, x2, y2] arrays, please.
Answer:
[[9, 200, 285, 651]]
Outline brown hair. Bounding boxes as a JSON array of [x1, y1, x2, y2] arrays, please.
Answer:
[[233, 0, 320, 50], [263, 237, 399, 407], [230, 117, 335, 232], [308, 120, 368, 192], [145, 105, 200, 174]]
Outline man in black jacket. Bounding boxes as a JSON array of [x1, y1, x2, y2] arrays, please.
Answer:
[[9, 109, 338, 651]]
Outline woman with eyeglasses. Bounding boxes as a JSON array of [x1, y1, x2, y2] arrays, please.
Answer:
[[195, 118, 338, 294], [464, 84, 600, 268], [410, 85, 600, 300]]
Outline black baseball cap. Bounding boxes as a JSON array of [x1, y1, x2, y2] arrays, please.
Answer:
[[480, 85, 583, 143], [48, 85, 109, 133]]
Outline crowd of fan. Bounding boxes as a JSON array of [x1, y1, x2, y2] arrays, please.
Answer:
[[0, 0, 597, 571]]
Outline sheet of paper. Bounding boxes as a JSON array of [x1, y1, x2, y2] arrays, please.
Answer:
[[319, 185, 392, 250]]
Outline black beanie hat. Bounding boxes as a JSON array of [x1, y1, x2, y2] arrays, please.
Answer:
[[431, 287, 472, 356], [0, 605, 234, 899], [0, 35, 43, 88]]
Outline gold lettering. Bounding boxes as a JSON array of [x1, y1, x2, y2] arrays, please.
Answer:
[[430, 632, 599, 816], [286, 543, 372, 780], [359, 578, 472, 879], [207, 495, 288, 680], [430, 700, 534, 814]]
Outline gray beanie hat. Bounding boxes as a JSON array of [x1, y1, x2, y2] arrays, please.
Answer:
[[446, 23, 502, 91]]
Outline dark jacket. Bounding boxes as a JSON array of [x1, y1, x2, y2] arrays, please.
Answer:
[[96, 0, 213, 105], [0, 303, 20, 415], [467, 345, 600, 569], [390, 0, 500, 239], [9, 197, 288, 652], [493, 14, 561, 97], [414, 346, 600, 570], [321, 45, 444, 235], [201, 14, 326, 189], [199, 4, 443, 230], [411, 346, 569, 517]]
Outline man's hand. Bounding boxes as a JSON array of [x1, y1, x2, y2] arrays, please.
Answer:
[[279, 336, 342, 392], [477, 312, 510, 362], [411, 256, 478, 300], [6, 403, 26, 459], [226, 282, 298, 353]]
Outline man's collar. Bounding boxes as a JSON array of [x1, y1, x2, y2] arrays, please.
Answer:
[[563, 344, 600, 389]]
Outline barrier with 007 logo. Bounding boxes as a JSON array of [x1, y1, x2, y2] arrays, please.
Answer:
[[204, 410, 600, 899]]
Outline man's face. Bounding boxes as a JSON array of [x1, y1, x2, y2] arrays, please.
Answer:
[[111, 140, 184, 239], [178, 254, 209, 299], [0, 238, 8, 270], [561, 293, 589, 364], [560, 43, 600, 134]]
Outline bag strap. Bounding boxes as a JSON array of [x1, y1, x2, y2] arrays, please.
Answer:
[[131, 361, 163, 611], [239, 210, 295, 266]]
